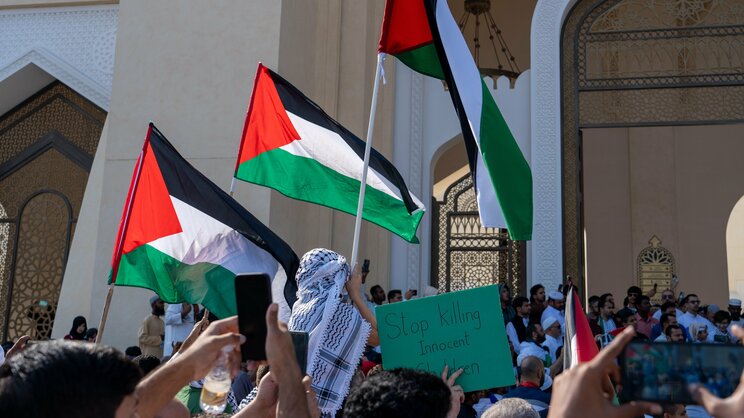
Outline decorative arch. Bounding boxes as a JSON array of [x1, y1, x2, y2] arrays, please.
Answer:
[[0, 81, 105, 341]]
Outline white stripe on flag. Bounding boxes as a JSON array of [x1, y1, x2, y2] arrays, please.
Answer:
[[434, 0, 506, 228], [281, 112, 425, 210]]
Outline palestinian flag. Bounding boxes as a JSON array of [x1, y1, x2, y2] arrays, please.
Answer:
[[110, 123, 300, 319], [378, 0, 532, 240], [234, 64, 425, 243], [563, 288, 600, 369]]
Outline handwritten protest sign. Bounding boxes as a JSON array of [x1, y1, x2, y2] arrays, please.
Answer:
[[376, 285, 515, 391]]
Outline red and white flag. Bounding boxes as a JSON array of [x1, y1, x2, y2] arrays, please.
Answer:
[[564, 288, 599, 369]]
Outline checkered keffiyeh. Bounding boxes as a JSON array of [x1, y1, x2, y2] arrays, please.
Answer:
[[288, 249, 371, 417]]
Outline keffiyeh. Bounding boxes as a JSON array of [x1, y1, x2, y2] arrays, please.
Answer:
[[288, 249, 371, 417]]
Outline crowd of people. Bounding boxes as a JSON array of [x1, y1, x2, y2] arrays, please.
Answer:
[[1, 248, 744, 418]]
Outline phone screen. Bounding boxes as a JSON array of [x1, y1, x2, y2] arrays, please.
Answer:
[[235, 273, 272, 361], [289, 331, 309, 375], [362, 259, 370, 273], [621, 341, 744, 404]]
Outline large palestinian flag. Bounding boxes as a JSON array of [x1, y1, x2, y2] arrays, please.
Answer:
[[110, 123, 300, 319], [378, 0, 533, 241], [234, 64, 425, 243]]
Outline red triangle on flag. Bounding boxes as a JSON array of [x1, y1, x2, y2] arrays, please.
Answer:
[[236, 63, 301, 167], [110, 125, 183, 282]]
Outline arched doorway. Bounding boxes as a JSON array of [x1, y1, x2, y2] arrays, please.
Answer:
[[728, 195, 744, 299], [430, 138, 526, 295], [561, 0, 744, 302], [0, 81, 105, 341]]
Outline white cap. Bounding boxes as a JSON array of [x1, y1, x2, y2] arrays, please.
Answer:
[[542, 316, 559, 331], [730, 298, 742, 307], [548, 291, 564, 301]]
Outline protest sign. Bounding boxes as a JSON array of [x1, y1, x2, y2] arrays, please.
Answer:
[[376, 285, 515, 391]]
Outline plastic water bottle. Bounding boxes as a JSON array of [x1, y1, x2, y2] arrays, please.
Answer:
[[200, 345, 233, 414]]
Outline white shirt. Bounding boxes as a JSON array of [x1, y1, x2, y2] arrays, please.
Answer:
[[543, 334, 563, 362], [541, 305, 565, 335], [164, 303, 195, 357], [679, 312, 716, 342], [597, 317, 617, 334], [505, 317, 529, 354]]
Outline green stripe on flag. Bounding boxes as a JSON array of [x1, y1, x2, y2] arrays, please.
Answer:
[[478, 80, 532, 240], [115, 244, 237, 319], [395, 44, 445, 80], [236, 148, 423, 243]]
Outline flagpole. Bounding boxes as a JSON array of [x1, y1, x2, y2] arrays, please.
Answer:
[[229, 177, 236, 197], [96, 125, 152, 344], [350, 54, 384, 269]]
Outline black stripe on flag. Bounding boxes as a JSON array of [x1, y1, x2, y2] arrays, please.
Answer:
[[147, 124, 300, 306], [422, 0, 483, 201], [264, 67, 420, 215]]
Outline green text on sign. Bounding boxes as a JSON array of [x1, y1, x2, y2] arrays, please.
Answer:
[[376, 285, 515, 391]]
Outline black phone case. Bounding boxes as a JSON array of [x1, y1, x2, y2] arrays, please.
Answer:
[[235, 273, 272, 361]]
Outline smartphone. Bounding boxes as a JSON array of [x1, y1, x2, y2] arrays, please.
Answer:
[[289, 331, 309, 375], [235, 273, 272, 361], [411, 289, 418, 296], [621, 341, 744, 404], [362, 259, 370, 274]]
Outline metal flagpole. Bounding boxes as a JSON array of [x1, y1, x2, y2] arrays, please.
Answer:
[[350, 54, 384, 269]]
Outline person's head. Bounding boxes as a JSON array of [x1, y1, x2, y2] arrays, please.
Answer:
[[637, 295, 651, 315], [70, 315, 87, 338], [530, 284, 545, 303], [343, 368, 452, 418], [665, 324, 685, 342], [519, 356, 545, 385], [706, 304, 720, 322], [690, 323, 708, 342], [599, 298, 614, 319], [149, 295, 164, 316], [660, 313, 677, 331], [714, 310, 731, 333], [626, 286, 642, 307], [653, 403, 687, 418], [542, 317, 561, 338], [132, 354, 161, 376], [728, 298, 742, 320], [685, 294, 701, 314], [500, 285, 511, 303], [387, 290, 403, 304], [84, 328, 98, 343], [512, 296, 531, 317], [370, 285, 385, 305], [660, 289, 675, 304], [481, 398, 539, 418], [618, 310, 637, 328], [661, 301, 676, 315], [527, 322, 545, 344], [547, 291, 565, 311], [0, 340, 142, 418], [124, 346, 142, 360], [588, 295, 600, 314]]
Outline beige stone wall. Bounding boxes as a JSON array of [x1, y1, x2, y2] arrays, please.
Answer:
[[583, 124, 744, 306], [54, 0, 285, 348]]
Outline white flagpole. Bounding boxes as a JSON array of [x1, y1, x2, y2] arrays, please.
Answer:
[[350, 53, 384, 269]]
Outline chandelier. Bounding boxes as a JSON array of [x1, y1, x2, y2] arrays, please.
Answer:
[[458, 0, 521, 84]]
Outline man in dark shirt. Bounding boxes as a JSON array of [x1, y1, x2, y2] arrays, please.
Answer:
[[502, 355, 551, 418]]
